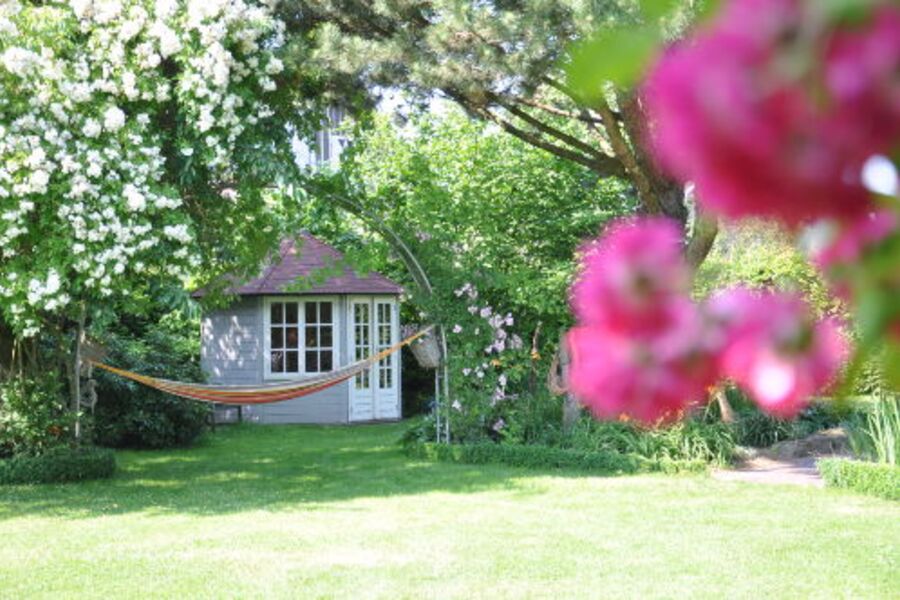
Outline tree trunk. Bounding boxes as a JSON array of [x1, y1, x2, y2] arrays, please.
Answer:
[[559, 332, 580, 433], [0, 319, 13, 381]]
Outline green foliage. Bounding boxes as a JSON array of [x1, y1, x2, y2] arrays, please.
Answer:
[[0, 375, 71, 458], [725, 385, 846, 448], [568, 25, 660, 93], [818, 458, 900, 501], [407, 394, 735, 466], [694, 222, 838, 316], [844, 394, 900, 465], [561, 415, 736, 466], [306, 111, 634, 435], [0, 445, 115, 485], [93, 312, 209, 450], [404, 440, 706, 475], [336, 111, 633, 331]]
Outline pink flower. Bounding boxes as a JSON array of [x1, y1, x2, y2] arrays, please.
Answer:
[[644, 0, 900, 226], [707, 288, 849, 418], [567, 301, 717, 425], [571, 218, 689, 338]]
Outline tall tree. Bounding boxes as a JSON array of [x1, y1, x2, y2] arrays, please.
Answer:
[[277, 0, 719, 266]]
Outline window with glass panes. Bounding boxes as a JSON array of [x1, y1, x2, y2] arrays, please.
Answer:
[[304, 301, 334, 373], [376, 301, 393, 388], [353, 303, 371, 389], [268, 300, 334, 375]]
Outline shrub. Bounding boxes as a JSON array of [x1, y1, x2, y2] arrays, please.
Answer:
[[561, 415, 736, 466], [404, 441, 707, 475], [731, 399, 846, 448], [0, 375, 72, 458], [93, 316, 209, 449], [818, 458, 900, 501], [844, 395, 899, 465], [0, 445, 116, 485]]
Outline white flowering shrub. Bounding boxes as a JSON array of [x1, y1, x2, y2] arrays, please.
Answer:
[[0, 0, 285, 335]]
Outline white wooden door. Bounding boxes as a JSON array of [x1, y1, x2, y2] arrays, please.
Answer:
[[348, 299, 374, 421], [373, 299, 400, 419]]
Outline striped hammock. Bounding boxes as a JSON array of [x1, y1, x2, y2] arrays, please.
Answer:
[[90, 327, 433, 405]]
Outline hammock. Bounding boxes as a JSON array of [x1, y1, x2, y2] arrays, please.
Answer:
[[90, 327, 433, 405]]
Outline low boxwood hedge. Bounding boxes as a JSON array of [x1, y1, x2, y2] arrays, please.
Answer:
[[404, 441, 707, 475], [818, 458, 899, 501], [0, 445, 117, 485]]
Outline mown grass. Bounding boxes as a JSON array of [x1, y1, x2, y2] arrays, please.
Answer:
[[1, 422, 898, 599]]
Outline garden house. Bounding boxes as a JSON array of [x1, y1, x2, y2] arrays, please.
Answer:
[[196, 233, 404, 424]]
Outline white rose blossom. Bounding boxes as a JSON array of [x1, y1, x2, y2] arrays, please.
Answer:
[[0, 0, 284, 334]]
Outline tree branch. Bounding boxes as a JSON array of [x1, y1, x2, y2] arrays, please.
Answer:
[[511, 97, 604, 124], [594, 97, 661, 213], [490, 93, 609, 161], [477, 105, 626, 177]]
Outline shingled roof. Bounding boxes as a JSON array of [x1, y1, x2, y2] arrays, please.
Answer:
[[198, 233, 402, 297]]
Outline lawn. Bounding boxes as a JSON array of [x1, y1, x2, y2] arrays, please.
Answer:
[[1, 423, 897, 599]]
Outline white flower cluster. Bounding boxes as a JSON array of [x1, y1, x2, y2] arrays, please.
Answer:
[[0, 0, 283, 335]]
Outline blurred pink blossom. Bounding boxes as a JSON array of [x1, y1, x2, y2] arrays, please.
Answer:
[[567, 313, 716, 424], [568, 219, 851, 424], [645, 0, 900, 226], [707, 288, 849, 418], [571, 218, 689, 338]]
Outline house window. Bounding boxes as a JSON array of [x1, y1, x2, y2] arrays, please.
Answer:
[[268, 300, 334, 376], [269, 301, 300, 374], [376, 301, 393, 389], [304, 301, 334, 373]]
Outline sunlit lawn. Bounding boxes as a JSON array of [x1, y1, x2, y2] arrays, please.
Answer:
[[1, 422, 898, 599]]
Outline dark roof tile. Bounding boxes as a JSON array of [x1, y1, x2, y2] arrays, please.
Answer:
[[194, 233, 402, 297]]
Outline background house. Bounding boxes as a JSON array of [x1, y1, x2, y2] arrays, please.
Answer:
[[197, 233, 404, 424]]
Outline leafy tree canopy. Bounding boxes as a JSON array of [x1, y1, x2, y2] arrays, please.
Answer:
[[277, 0, 718, 264]]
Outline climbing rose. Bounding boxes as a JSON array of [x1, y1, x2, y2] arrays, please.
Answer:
[[571, 218, 690, 338], [644, 0, 900, 226], [707, 288, 849, 418]]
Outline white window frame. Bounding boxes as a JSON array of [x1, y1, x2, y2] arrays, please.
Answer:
[[262, 296, 339, 380]]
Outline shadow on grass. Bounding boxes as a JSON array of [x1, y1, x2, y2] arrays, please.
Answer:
[[0, 422, 592, 520]]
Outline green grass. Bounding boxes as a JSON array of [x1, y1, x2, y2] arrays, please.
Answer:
[[1, 423, 898, 599]]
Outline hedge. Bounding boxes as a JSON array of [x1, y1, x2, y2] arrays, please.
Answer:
[[404, 441, 707, 475], [0, 445, 117, 485], [818, 458, 900, 501]]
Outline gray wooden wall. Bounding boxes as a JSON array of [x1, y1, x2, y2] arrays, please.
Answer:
[[200, 295, 350, 424]]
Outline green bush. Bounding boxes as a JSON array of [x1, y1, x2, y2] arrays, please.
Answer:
[[0, 375, 72, 458], [844, 395, 899, 465], [731, 398, 846, 448], [0, 445, 116, 485], [404, 441, 707, 475], [93, 316, 209, 449], [818, 458, 900, 501], [561, 415, 736, 466]]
